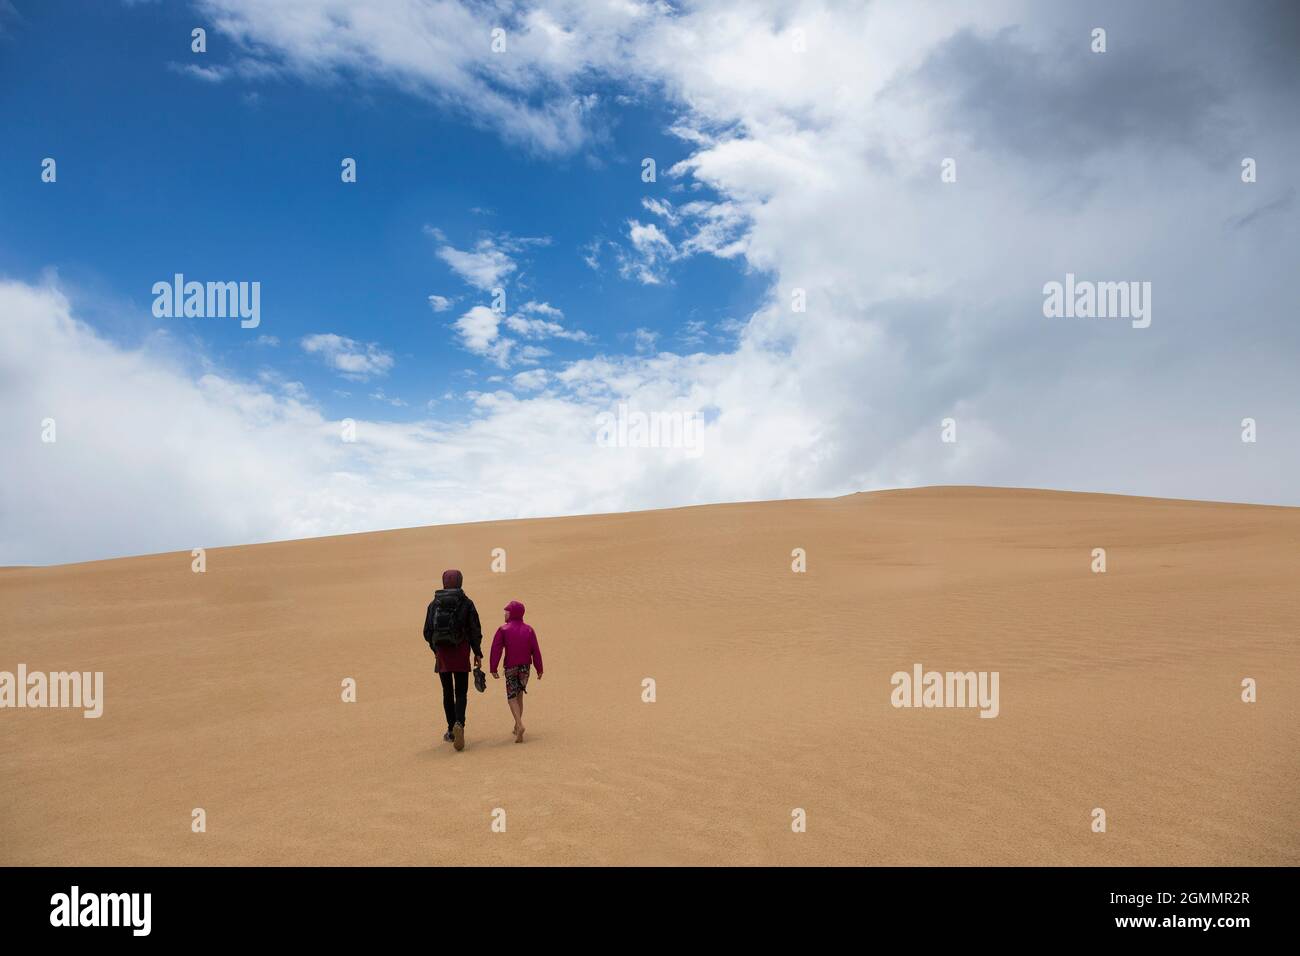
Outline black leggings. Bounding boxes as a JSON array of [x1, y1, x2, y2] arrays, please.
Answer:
[[439, 671, 469, 730]]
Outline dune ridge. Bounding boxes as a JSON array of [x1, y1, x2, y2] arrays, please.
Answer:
[[1, 486, 1297, 865]]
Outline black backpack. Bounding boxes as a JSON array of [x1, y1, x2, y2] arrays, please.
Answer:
[[426, 589, 469, 648]]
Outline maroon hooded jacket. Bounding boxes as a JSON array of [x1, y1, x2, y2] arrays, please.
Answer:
[[489, 600, 543, 675]]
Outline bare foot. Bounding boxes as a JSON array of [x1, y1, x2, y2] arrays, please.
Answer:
[[515, 724, 525, 743]]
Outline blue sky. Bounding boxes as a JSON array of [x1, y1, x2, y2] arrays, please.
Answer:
[[1, 0, 764, 422], [3, 0, 1299, 564]]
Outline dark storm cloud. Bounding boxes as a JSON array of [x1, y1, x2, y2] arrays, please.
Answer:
[[905, 24, 1233, 163]]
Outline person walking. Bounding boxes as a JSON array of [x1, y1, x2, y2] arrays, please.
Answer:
[[489, 600, 543, 743], [422, 569, 483, 751]]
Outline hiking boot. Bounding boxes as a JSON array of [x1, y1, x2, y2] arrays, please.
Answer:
[[452, 722, 465, 751]]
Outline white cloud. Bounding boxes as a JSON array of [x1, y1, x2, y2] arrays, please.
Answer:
[[455, 303, 590, 367], [6, 279, 679, 564], [194, 0, 633, 154], [511, 369, 549, 391], [504, 313, 591, 343], [9, 1, 1300, 565], [633, 328, 659, 353], [619, 220, 676, 284], [436, 239, 517, 291], [581, 237, 605, 271], [429, 230, 551, 291], [521, 300, 563, 318], [679, 320, 709, 347], [453, 305, 508, 364], [427, 294, 453, 313], [676, 200, 748, 259], [641, 197, 680, 225], [517, 345, 551, 364], [616, 199, 747, 282], [300, 333, 394, 381], [169, 62, 228, 83]]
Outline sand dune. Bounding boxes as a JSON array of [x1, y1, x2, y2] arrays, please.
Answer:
[[1, 486, 1297, 866]]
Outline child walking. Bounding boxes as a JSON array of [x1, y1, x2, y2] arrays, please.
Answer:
[[489, 600, 543, 743]]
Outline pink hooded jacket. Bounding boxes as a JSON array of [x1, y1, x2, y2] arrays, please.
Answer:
[[490, 601, 543, 675]]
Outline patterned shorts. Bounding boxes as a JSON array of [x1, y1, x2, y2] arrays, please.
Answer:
[[504, 664, 530, 700]]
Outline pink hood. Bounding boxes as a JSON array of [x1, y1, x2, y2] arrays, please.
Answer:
[[490, 601, 542, 674]]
